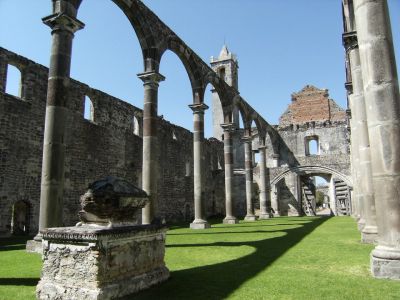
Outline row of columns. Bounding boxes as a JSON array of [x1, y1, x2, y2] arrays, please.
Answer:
[[343, 0, 400, 279], [37, 0, 273, 241]]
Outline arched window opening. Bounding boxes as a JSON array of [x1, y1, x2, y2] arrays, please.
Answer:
[[172, 130, 178, 140], [132, 115, 140, 136], [10, 200, 30, 235], [5, 64, 22, 98], [84, 96, 94, 122], [305, 136, 319, 156], [219, 67, 226, 81], [184, 204, 191, 221], [217, 157, 223, 170], [185, 161, 191, 177], [254, 151, 260, 165], [136, 170, 142, 189]]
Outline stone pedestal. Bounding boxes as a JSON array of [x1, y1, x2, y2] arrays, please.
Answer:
[[26, 239, 42, 253], [36, 225, 169, 300], [258, 213, 272, 220], [190, 220, 211, 229], [244, 215, 257, 221], [223, 216, 239, 224], [371, 246, 400, 280]]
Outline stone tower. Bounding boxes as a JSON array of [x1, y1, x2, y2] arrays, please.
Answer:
[[210, 45, 240, 140]]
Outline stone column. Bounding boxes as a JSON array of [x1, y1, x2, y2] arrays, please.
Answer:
[[221, 123, 238, 224], [137, 72, 165, 225], [243, 136, 256, 221], [37, 12, 84, 233], [329, 176, 337, 216], [344, 31, 378, 243], [348, 93, 364, 225], [259, 146, 271, 219], [271, 184, 279, 216], [189, 103, 210, 229], [354, 0, 400, 279]]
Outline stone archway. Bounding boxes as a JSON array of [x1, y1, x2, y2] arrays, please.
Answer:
[[271, 166, 352, 217], [11, 200, 30, 235]]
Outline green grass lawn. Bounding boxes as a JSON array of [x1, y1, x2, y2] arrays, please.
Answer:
[[1, 217, 399, 300]]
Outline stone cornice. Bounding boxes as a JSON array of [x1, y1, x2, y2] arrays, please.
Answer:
[[41, 224, 168, 242], [342, 31, 358, 52], [42, 13, 85, 33], [188, 103, 209, 114], [220, 123, 236, 132], [137, 71, 165, 85]]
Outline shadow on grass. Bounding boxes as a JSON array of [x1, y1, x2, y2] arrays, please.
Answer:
[[0, 236, 31, 251], [125, 217, 329, 300], [0, 278, 39, 286]]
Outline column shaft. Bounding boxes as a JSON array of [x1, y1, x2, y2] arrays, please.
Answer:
[[243, 137, 256, 221], [354, 0, 400, 279], [222, 123, 238, 224], [259, 146, 271, 219], [348, 40, 378, 243], [38, 13, 84, 233], [190, 104, 210, 229], [138, 72, 164, 225]]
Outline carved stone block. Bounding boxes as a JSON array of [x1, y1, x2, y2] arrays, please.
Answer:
[[36, 225, 170, 300]]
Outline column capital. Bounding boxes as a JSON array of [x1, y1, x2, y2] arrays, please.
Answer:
[[220, 123, 236, 132], [189, 103, 209, 114], [241, 136, 253, 143], [345, 81, 353, 95], [342, 31, 358, 53], [137, 71, 165, 85], [42, 13, 85, 33]]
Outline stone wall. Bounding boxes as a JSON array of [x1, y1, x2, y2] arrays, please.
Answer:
[[279, 85, 347, 126], [253, 85, 351, 216], [0, 47, 225, 236]]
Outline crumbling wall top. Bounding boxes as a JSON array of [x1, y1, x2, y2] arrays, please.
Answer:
[[279, 85, 347, 126]]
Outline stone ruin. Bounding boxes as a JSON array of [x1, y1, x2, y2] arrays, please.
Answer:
[[36, 177, 169, 300]]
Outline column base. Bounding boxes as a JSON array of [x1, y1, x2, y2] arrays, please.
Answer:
[[259, 213, 273, 220], [361, 225, 378, 244], [357, 218, 366, 231], [26, 239, 42, 254], [190, 220, 211, 229], [371, 246, 400, 280], [223, 216, 239, 224], [244, 215, 257, 221]]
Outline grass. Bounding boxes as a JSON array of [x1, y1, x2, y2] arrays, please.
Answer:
[[1, 217, 400, 299]]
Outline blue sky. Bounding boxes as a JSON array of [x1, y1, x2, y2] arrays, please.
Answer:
[[1, 0, 399, 138]]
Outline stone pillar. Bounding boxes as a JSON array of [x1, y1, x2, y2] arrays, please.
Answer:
[[137, 72, 165, 225], [259, 146, 271, 219], [271, 184, 279, 216], [348, 93, 364, 225], [329, 176, 337, 216], [189, 103, 210, 229], [344, 30, 378, 243], [37, 11, 84, 234], [221, 123, 238, 224], [243, 136, 256, 221], [354, 0, 400, 279]]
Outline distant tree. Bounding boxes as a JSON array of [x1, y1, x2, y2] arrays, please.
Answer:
[[316, 191, 325, 207]]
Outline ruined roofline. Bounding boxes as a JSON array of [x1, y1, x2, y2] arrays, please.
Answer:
[[0, 47, 220, 143], [279, 84, 347, 127]]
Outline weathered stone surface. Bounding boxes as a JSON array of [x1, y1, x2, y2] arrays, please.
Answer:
[[36, 224, 169, 300], [0, 47, 226, 236], [78, 176, 148, 226]]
